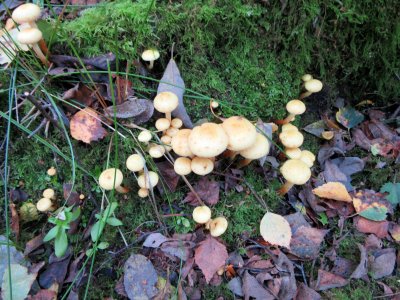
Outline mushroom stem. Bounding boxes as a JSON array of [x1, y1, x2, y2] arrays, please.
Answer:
[[222, 149, 238, 159], [32, 43, 49, 66], [275, 113, 295, 125], [148, 60, 154, 69], [38, 39, 49, 55], [299, 91, 312, 99], [236, 158, 253, 169], [165, 112, 172, 122], [277, 181, 294, 196], [115, 185, 129, 194]]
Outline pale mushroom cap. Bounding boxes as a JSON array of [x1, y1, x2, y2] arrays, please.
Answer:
[[18, 28, 42, 44], [155, 118, 171, 131], [279, 130, 304, 148], [299, 150, 316, 168], [138, 188, 149, 198], [160, 135, 172, 144], [149, 145, 165, 158], [137, 171, 159, 189], [192, 206, 212, 224], [37, 197, 53, 212], [209, 217, 228, 237], [174, 157, 192, 176], [301, 74, 313, 82], [153, 92, 179, 113], [188, 123, 228, 158], [281, 123, 298, 132], [141, 49, 160, 61], [305, 79, 323, 93], [166, 127, 179, 137], [191, 157, 214, 175], [221, 116, 257, 151], [171, 118, 183, 129], [239, 133, 270, 160], [285, 147, 302, 159], [47, 167, 57, 176], [98, 168, 123, 190], [211, 101, 219, 108], [126, 154, 145, 172], [286, 100, 306, 115], [42, 188, 55, 199], [138, 130, 152, 142], [12, 3, 41, 24], [171, 129, 193, 157], [280, 159, 311, 185]]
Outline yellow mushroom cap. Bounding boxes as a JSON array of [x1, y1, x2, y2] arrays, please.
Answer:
[[166, 127, 179, 137], [305, 79, 323, 93], [12, 3, 41, 24], [141, 49, 160, 62], [138, 130, 152, 143], [209, 217, 228, 237], [138, 188, 149, 198], [286, 100, 306, 116], [137, 171, 159, 189], [160, 135, 172, 144], [211, 101, 219, 108], [192, 206, 212, 224], [191, 157, 214, 175], [155, 118, 171, 131], [17, 28, 42, 45], [239, 133, 270, 160], [299, 150, 316, 168], [126, 154, 145, 172], [171, 129, 193, 157], [188, 123, 228, 158], [47, 167, 57, 176], [281, 123, 298, 132], [280, 159, 311, 185], [221, 116, 257, 151], [171, 118, 183, 129], [42, 188, 55, 199], [149, 145, 165, 158], [285, 148, 302, 159], [154, 92, 179, 113], [174, 157, 192, 176], [279, 130, 304, 148], [301, 74, 313, 82], [98, 168, 123, 190], [36, 197, 53, 212]]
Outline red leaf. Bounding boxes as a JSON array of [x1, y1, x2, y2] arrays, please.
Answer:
[[184, 177, 220, 206], [24, 234, 45, 256], [195, 235, 228, 283], [312, 269, 348, 291], [354, 216, 389, 238]]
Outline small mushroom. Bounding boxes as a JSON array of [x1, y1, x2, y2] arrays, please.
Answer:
[[208, 217, 228, 237], [238, 133, 270, 167], [171, 118, 183, 129], [17, 27, 49, 66], [37, 197, 55, 212], [281, 123, 298, 132], [301, 74, 313, 82], [279, 130, 304, 149], [137, 171, 159, 189], [141, 49, 160, 69], [278, 159, 311, 195], [285, 147, 302, 159], [299, 150, 315, 167], [126, 154, 145, 172], [321, 131, 334, 140], [42, 188, 55, 200], [11, 3, 41, 28], [211, 100, 219, 108], [165, 127, 179, 137], [138, 130, 152, 143], [191, 157, 214, 176], [278, 99, 306, 124], [47, 166, 56, 176], [155, 118, 171, 131], [221, 116, 257, 151], [153, 91, 179, 121], [79, 194, 85, 200], [98, 168, 127, 193], [188, 123, 228, 158], [174, 157, 192, 176], [148, 144, 165, 158], [192, 206, 212, 224], [301, 79, 323, 99], [160, 135, 172, 144], [171, 129, 193, 157], [138, 188, 149, 198]]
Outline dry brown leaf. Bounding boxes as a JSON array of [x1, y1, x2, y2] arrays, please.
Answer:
[[194, 235, 228, 283], [10, 203, 19, 240], [312, 269, 348, 291], [260, 212, 291, 249], [354, 216, 388, 238], [70, 108, 107, 144], [312, 182, 352, 202]]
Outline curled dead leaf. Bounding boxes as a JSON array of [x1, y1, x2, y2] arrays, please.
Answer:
[[260, 212, 291, 249], [313, 182, 352, 202], [70, 108, 107, 144]]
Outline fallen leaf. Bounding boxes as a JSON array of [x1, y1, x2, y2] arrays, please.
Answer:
[[123, 254, 158, 300], [1, 264, 37, 300], [354, 216, 388, 238], [323, 157, 365, 191], [0, 236, 26, 284], [38, 248, 72, 290], [183, 177, 220, 206], [156, 161, 180, 193], [50, 53, 116, 70], [303, 120, 326, 138], [160, 240, 195, 261], [295, 283, 321, 300], [28, 289, 57, 300], [289, 226, 328, 259], [389, 223, 400, 242], [275, 252, 297, 300], [380, 182, 400, 207], [331, 256, 356, 278], [10, 203, 20, 239], [353, 190, 391, 221], [312, 269, 348, 291], [9, 188, 29, 203], [114, 76, 134, 104], [336, 106, 364, 129], [313, 182, 352, 202], [369, 248, 396, 279], [260, 212, 291, 249], [62, 83, 95, 113], [157, 58, 193, 128], [64, 251, 86, 284], [364, 234, 383, 251], [377, 281, 393, 296], [195, 235, 228, 283], [63, 183, 80, 207], [350, 244, 368, 279], [242, 271, 275, 300], [227, 277, 243, 297], [104, 99, 154, 123], [24, 234, 44, 256], [143, 233, 169, 248], [70, 108, 107, 144]]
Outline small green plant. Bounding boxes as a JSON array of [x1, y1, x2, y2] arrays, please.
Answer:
[[86, 241, 109, 257], [43, 206, 81, 257], [90, 202, 123, 243]]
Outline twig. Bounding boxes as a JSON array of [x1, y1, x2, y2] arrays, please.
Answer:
[[28, 118, 47, 138], [373, 291, 400, 299]]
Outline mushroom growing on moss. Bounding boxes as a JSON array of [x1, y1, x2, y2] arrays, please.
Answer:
[[238, 133, 270, 167], [12, 3, 41, 28], [279, 129, 304, 149], [285, 147, 302, 159], [192, 206, 212, 224], [301, 79, 323, 99], [171, 129, 193, 157], [171, 118, 183, 129], [174, 157, 192, 176], [126, 154, 145, 172], [191, 157, 214, 175], [155, 118, 171, 131], [299, 150, 315, 168], [137, 171, 159, 189], [47, 167, 57, 176], [221, 116, 257, 151], [278, 99, 306, 124], [42, 188, 55, 200], [153, 91, 179, 121], [148, 144, 165, 158], [98, 168, 128, 193], [138, 130, 152, 143], [278, 159, 311, 195], [17, 28, 49, 66], [37, 197, 55, 212], [138, 188, 149, 198], [208, 217, 228, 237], [141, 49, 160, 69], [188, 123, 228, 158]]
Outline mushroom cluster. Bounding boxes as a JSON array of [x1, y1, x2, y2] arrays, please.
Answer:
[[192, 205, 228, 237], [37, 188, 56, 212]]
